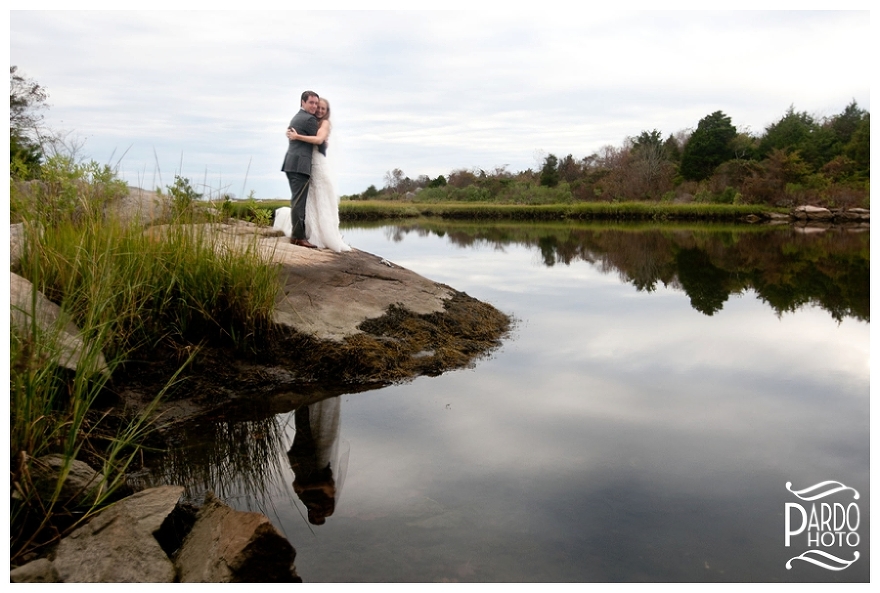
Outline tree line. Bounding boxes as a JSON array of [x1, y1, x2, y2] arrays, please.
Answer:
[[11, 66, 868, 209], [362, 102, 869, 208]]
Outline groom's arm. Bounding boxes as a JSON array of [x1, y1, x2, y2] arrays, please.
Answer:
[[287, 114, 318, 141], [289, 113, 318, 135]]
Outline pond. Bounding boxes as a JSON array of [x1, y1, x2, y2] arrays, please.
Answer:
[[156, 221, 869, 583]]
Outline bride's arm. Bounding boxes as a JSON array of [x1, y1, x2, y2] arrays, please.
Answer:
[[287, 120, 330, 144]]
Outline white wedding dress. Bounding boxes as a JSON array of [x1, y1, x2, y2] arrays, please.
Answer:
[[274, 145, 351, 253], [306, 145, 351, 252]]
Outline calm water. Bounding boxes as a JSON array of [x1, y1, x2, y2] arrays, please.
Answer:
[[159, 222, 869, 582]]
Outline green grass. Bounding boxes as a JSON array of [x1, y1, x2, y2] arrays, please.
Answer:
[[332, 199, 786, 222], [10, 171, 282, 564]]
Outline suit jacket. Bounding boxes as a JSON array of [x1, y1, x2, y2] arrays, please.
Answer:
[[281, 109, 319, 175]]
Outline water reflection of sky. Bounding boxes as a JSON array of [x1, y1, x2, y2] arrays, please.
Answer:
[[213, 225, 869, 582]]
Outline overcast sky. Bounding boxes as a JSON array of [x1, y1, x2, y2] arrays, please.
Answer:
[[8, 8, 871, 199]]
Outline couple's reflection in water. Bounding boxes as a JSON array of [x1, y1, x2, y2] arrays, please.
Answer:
[[287, 396, 347, 526]]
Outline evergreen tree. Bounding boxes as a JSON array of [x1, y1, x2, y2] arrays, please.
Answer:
[[680, 111, 737, 181], [540, 154, 559, 187]]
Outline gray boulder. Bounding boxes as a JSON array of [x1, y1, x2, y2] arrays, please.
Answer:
[[10, 272, 109, 374], [27, 454, 103, 508], [100, 484, 186, 536], [53, 495, 182, 582], [793, 205, 833, 220]]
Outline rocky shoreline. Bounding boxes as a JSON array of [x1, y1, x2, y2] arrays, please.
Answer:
[[10, 189, 514, 581], [11, 457, 301, 583]]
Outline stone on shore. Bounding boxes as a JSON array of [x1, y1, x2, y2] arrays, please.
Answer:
[[53, 495, 179, 582], [10, 271, 109, 374], [176, 492, 299, 583], [27, 454, 103, 508]]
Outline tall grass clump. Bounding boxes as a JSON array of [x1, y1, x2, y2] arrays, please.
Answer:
[[10, 158, 281, 564]]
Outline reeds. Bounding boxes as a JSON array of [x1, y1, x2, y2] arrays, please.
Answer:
[[9, 169, 281, 563], [335, 200, 781, 222]]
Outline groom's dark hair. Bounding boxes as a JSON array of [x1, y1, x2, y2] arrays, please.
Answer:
[[301, 90, 319, 103]]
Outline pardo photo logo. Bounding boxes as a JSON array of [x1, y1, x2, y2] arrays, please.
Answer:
[[784, 480, 860, 571]]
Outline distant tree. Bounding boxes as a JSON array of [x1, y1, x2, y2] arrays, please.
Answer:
[[362, 184, 380, 199], [759, 106, 812, 154], [680, 111, 737, 181], [843, 114, 869, 176], [757, 106, 836, 169], [428, 175, 447, 188], [448, 168, 478, 188], [829, 100, 867, 147], [556, 154, 582, 183], [629, 131, 675, 199], [730, 132, 758, 161], [10, 66, 49, 178], [383, 168, 406, 192], [663, 133, 683, 163], [631, 129, 663, 153], [540, 154, 559, 187]]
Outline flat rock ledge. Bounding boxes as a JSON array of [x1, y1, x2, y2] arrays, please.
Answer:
[[130, 222, 512, 416], [11, 485, 300, 583], [159, 220, 460, 343]]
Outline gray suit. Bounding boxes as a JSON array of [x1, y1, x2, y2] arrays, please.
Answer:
[[281, 109, 319, 240]]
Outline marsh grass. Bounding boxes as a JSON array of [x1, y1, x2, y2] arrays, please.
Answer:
[[10, 168, 281, 563], [331, 200, 782, 222]]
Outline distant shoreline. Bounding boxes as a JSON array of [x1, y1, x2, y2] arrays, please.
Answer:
[[231, 199, 868, 225]]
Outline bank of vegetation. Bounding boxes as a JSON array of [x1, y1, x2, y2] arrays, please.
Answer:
[[348, 102, 869, 212], [10, 158, 283, 563]]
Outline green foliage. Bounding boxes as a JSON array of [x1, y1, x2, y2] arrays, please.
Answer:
[[843, 113, 869, 177], [10, 308, 164, 562], [240, 190, 272, 225], [772, 108, 837, 169], [680, 111, 738, 181], [694, 186, 739, 205], [166, 174, 202, 219], [759, 103, 869, 176], [10, 135, 43, 180], [351, 102, 868, 207], [362, 184, 380, 199], [631, 130, 664, 153], [540, 154, 560, 187], [218, 193, 234, 218], [339, 199, 776, 222], [663, 134, 682, 163], [10, 155, 129, 226]]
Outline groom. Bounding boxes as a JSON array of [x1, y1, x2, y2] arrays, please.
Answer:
[[282, 90, 320, 248]]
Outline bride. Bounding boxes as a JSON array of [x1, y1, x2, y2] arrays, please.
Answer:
[[278, 97, 351, 253]]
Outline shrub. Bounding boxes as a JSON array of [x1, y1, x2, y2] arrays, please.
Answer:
[[166, 175, 202, 220]]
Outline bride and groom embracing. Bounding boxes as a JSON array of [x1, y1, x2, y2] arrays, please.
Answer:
[[278, 90, 351, 253]]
